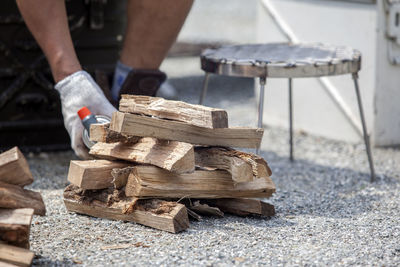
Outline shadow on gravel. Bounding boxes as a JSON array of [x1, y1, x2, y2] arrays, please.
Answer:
[[33, 255, 75, 267], [262, 150, 398, 219]]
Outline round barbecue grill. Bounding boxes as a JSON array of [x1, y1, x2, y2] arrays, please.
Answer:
[[199, 42, 375, 182]]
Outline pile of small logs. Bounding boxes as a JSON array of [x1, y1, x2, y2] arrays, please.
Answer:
[[0, 147, 46, 266], [64, 95, 276, 233]]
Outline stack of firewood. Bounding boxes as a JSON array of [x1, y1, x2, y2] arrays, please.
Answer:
[[0, 147, 46, 266], [64, 95, 276, 233]]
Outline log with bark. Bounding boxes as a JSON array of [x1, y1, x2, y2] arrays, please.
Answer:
[[67, 160, 131, 190], [0, 208, 33, 249], [0, 243, 34, 267], [89, 138, 195, 174], [63, 185, 189, 233], [119, 95, 228, 128], [194, 147, 272, 183], [0, 182, 45, 216], [0, 147, 33, 187], [204, 198, 275, 217], [110, 112, 263, 148], [125, 166, 275, 199]]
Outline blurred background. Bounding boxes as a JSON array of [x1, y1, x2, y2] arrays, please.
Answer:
[[1, 0, 399, 152]]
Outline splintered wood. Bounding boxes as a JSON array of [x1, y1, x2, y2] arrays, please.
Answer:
[[63, 185, 188, 233], [110, 112, 263, 148], [64, 96, 276, 233], [0, 146, 45, 265], [119, 95, 228, 128]]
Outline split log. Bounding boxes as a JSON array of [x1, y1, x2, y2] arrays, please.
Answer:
[[110, 112, 263, 148], [204, 199, 275, 217], [0, 182, 45, 216], [89, 123, 140, 144], [0, 243, 34, 267], [195, 147, 272, 183], [63, 185, 189, 233], [125, 166, 275, 199], [89, 138, 195, 174], [0, 208, 33, 249], [119, 95, 229, 128], [0, 147, 33, 187], [67, 160, 131, 190]]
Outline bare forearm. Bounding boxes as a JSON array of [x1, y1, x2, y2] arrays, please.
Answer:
[[121, 0, 194, 69], [16, 0, 81, 82]]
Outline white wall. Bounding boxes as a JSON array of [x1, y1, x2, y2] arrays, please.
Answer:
[[374, 0, 400, 146], [257, 0, 377, 143]]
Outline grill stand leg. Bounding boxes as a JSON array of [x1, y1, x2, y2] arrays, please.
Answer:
[[199, 72, 210, 105], [289, 78, 294, 161], [352, 73, 376, 182], [256, 77, 266, 155]]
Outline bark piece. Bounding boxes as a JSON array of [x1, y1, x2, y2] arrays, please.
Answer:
[[110, 112, 263, 148], [0, 182, 45, 216], [0, 243, 34, 267], [89, 138, 195, 173], [119, 95, 229, 128], [89, 123, 140, 144], [67, 160, 131, 190], [195, 147, 272, 183], [111, 167, 135, 189], [0, 147, 33, 187], [125, 166, 275, 199], [189, 201, 224, 217], [205, 198, 275, 217], [0, 208, 33, 249], [63, 185, 189, 233]]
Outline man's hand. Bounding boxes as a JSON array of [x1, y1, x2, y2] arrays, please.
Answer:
[[55, 71, 116, 159]]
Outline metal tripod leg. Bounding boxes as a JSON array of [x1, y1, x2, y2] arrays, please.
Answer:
[[352, 73, 376, 182], [256, 77, 266, 155], [289, 78, 294, 161], [199, 72, 210, 105]]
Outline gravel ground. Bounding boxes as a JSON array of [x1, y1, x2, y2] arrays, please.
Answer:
[[23, 73, 400, 266]]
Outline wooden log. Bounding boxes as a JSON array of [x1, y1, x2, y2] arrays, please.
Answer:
[[89, 123, 140, 144], [195, 147, 272, 183], [0, 147, 33, 187], [89, 138, 195, 174], [67, 160, 131, 190], [0, 182, 45, 216], [0, 243, 34, 267], [0, 209, 33, 249], [119, 95, 229, 128], [125, 166, 275, 199], [63, 185, 189, 233], [204, 199, 275, 217], [110, 112, 263, 148]]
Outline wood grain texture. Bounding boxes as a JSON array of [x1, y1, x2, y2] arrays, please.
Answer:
[[125, 166, 275, 199], [67, 160, 131, 190], [89, 138, 195, 174], [89, 123, 140, 144], [0, 243, 34, 267], [205, 199, 275, 217], [195, 147, 272, 183], [119, 95, 228, 128], [0, 182, 45, 216], [0, 208, 33, 249], [0, 147, 33, 187], [63, 185, 189, 233], [110, 112, 263, 148]]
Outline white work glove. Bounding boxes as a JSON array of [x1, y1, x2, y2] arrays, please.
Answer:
[[55, 70, 116, 159]]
